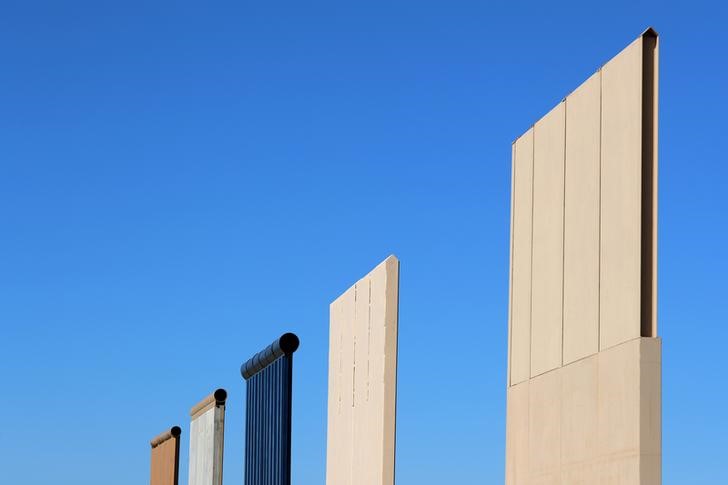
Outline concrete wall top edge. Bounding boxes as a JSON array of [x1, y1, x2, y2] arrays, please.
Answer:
[[511, 28, 657, 147], [329, 254, 399, 308]]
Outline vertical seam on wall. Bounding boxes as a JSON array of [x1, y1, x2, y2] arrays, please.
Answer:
[[529, 126, 535, 379], [561, 101, 567, 368]]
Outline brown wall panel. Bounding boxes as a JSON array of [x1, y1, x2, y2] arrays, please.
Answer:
[[530, 103, 565, 377], [509, 129, 534, 386], [600, 36, 643, 350], [563, 72, 601, 364], [150, 427, 180, 485]]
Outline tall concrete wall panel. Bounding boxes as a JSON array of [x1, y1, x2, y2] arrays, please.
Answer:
[[600, 36, 644, 350], [509, 129, 534, 386], [150, 427, 181, 485], [530, 102, 565, 377], [188, 390, 226, 485], [563, 72, 601, 365], [326, 256, 399, 485], [506, 29, 660, 484]]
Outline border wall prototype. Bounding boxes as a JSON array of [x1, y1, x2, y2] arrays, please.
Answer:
[[150, 426, 181, 485], [188, 389, 227, 485], [241, 333, 300, 485], [506, 29, 660, 484], [326, 255, 400, 485]]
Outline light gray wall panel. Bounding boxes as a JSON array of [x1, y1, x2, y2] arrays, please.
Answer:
[[189, 394, 225, 485]]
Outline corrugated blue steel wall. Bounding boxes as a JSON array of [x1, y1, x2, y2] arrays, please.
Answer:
[[242, 335, 297, 485]]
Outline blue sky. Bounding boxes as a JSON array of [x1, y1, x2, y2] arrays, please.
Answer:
[[1, 1, 726, 483]]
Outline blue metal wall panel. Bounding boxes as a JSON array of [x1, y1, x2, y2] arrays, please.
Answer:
[[241, 333, 298, 485]]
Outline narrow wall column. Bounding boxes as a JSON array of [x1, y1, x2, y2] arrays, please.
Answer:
[[150, 426, 181, 485], [188, 389, 227, 485]]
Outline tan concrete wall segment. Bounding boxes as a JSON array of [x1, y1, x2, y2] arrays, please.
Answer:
[[327, 284, 355, 485], [560, 355, 598, 470], [600, 36, 644, 350], [326, 256, 399, 485], [150, 427, 181, 485], [506, 29, 660, 484], [505, 381, 529, 485], [510, 129, 534, 386], [563, 72, 601, 365], [504, 338, 661, 484], [506, 29, 659, 378], [188, 391, 226, 485], [530, 103, 565, 378], [528, 368, 561, 481]]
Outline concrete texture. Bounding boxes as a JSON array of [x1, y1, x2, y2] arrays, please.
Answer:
[[599, 35, 644, 350], [326, 256, 399, 485], [188, 392, 226, 485], [510, 128, 534, 386], [530, 102, 566, 378], [505, 338, 661, 484], [563, 72, 601, 365]]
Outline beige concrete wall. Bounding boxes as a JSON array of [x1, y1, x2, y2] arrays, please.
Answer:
[[600, 36, 644, 350], [563, 72, 601, 365], [506, 338, 661, 484], [507, 29, 659, 382], [510, 128, 534, 386], [530, 102, 566, 377], [326, 256, 399, 485], [506, 29, 660, 484]]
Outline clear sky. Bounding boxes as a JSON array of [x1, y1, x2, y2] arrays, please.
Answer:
[[1, 1, 726, 484]]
